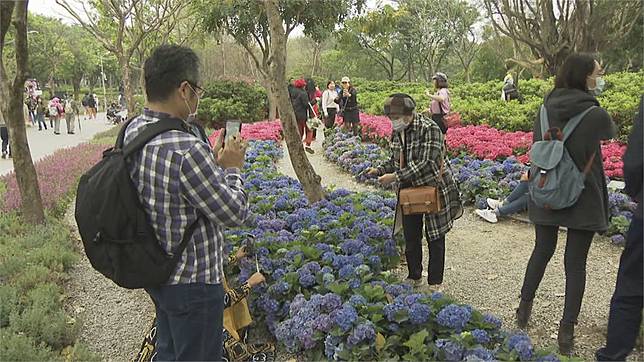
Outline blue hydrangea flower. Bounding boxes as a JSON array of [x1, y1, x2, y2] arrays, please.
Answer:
[[322, 293, 342, 312], [330, 304, 358, 332], [409, 302, 431, 325], [348, 278, 361, 289], [472, 329, 491, 344], [339, 264, 355, 279], [383, 302, 407, 322], [324, 335, 342, 359], [347, 322, 376, 346], [348, 294, 368, 307], [536, 354, 561, 362], [483, 313, 502, 329], [298, 272, 316, 288], [507, 333, 533, 361], [436, 304, 472, 332], [435, 339, 465, 361], [464, 346, 496, 361]]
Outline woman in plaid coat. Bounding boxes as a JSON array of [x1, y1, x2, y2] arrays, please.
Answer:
[[368, 93, 463, 289]]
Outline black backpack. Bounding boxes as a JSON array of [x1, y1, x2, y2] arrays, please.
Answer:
[[75, 118, 198, 289]]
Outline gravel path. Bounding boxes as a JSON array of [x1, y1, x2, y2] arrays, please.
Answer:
[[65, 128, 641, 361], [64, 201, 154, 361], [279, 130, 642, 361]]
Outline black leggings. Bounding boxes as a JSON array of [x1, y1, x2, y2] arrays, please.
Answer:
[[520, 224, 594, 324]]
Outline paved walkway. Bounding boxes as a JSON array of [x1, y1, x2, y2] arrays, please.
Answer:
[[0, 113, 114, 176]]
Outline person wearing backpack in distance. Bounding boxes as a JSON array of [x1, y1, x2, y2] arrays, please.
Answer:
[[515, 53, 615, 356], [133, 45, 250, 361]]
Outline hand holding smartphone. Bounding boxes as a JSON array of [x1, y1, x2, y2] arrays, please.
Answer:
[[224, 120, 242, 144]]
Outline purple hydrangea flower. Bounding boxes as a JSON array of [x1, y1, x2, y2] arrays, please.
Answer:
[[408, 302, 431, 325], [347, 322, 376, 346], [507, 333, 533, 361], [435, 339, 465, 361], [483, 313, 502, 329], [331, 304, 358, 332], [464, 346, 495, 361]]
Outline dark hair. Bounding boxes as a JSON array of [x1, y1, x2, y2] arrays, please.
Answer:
[[144, 45, 200, 102], [555, 53, 596, 91], [326, 80, 334, 88], [434, 79, 448, 89]]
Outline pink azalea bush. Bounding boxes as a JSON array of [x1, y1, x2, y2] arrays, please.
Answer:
[[208, 120, 283, 144], [1, 143, 105, 213], [602, 141, 626, 178], [446, 125, 532, 163]]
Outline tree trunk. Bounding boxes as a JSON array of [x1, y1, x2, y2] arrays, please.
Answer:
[[72, 76, 81, 100], [0, 0, 45, 224], [264, 0, 324, 204], [138, 62, 147, 103], [120, 57, 136, 115], [263, 79, 278, 121]]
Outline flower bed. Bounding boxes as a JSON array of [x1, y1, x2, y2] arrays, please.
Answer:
[[446, 126, 532, 163], [223, 140, 559, 361], [0, 143, 105, 215], [208, 120, 282, 144]]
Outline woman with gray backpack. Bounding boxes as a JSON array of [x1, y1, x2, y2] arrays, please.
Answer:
[[516, 53, 616, 356]]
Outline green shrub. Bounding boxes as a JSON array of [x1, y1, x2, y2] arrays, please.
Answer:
[[198, 80, 267, 126], [0, 330, 58, 361], [355, 72, 642, 135], [9, 301, 77, 351], [0, 285, 19, 328]]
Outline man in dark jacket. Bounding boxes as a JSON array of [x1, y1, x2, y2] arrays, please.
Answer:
[[596, 96, 643, 361]]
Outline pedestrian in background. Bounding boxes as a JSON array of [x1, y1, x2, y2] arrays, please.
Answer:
[[322, 80, 339, 128]]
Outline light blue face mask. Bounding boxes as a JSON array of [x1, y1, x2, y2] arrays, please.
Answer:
[[589, 76, 605, 96]]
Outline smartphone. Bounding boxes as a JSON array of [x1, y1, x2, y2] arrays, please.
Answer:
[[224, 120, 242, 143]]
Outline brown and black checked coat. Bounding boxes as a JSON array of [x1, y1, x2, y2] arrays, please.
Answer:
[[378, 113, 463, 240]]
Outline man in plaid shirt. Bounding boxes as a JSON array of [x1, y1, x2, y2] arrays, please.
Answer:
[[367, 93, 462, 290], [124, 45, 249, 361]]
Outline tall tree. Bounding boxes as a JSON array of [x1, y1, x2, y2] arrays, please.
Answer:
[[483, 0, 642, 75], [0, 0, 45, 224], [198, 0, 364, 203], [336, 5, 406, 81], [56, 0, 190, 113]]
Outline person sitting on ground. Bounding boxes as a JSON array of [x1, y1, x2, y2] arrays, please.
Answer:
[[476, 171, 529, 223]]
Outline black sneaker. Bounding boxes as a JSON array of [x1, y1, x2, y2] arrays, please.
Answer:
[[305, 147, 315, 154], [68, 132, 75, 134]]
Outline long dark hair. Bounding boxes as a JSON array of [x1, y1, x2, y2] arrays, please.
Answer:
[[555, 53, 596, 91], [435, 79, 448, 89]]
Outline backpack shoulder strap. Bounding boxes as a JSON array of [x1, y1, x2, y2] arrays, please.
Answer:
[[562, 106, 597, 142], [121, 118, 191, 158], [539, 105, 549, 139], [115, 116, 139, 149]]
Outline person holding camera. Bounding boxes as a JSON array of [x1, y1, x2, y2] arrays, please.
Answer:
[[335, 76, 360, 136], [365, 93, 463, 289], [124, 45, 250, 361]]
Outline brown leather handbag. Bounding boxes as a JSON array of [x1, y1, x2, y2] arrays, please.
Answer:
[[398, 143, 444, 215]]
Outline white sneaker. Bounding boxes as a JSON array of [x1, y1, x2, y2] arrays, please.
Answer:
[[476, 209, 498, 223], [486, 198, 503, 210]]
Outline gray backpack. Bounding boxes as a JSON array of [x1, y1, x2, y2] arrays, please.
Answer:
[[528, 105, 597, 210]]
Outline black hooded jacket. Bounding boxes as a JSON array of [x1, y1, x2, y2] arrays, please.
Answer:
[[623, 96, 643, 218], [528, 88, 616, 232]]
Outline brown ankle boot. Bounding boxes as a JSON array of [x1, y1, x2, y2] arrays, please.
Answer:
[[558, 321, 575, 356], [515, 299, 533, 329]]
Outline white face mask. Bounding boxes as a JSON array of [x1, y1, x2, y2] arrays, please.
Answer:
[[391, 118, 408, 132], [184, 83, 201, 122]]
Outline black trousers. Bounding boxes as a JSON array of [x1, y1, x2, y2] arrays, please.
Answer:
[[431, 113, 447, 134], [0, 126, 9, 155], [520, 224, 594, 324], [324, 108, 337, 128], [402, 213, 445, 284], [596, 216, 643, 361]]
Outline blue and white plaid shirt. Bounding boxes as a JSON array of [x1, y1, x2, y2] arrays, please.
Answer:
[[124, 109, 249, 285]]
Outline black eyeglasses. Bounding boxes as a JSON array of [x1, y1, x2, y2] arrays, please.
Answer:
[[184, 80, 205, 97]]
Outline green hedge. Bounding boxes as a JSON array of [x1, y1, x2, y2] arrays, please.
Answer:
[[355, 72, 642, 137], [197, 80, 268, 127]]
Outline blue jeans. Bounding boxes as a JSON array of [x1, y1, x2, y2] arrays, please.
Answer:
[[145, 283, 224, 361], [596, 217, 643, 361], [36, 113, 47, 130], [498, 181, 528, 216]]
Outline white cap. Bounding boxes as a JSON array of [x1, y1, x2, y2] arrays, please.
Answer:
[[341, 76, 350, 83]]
